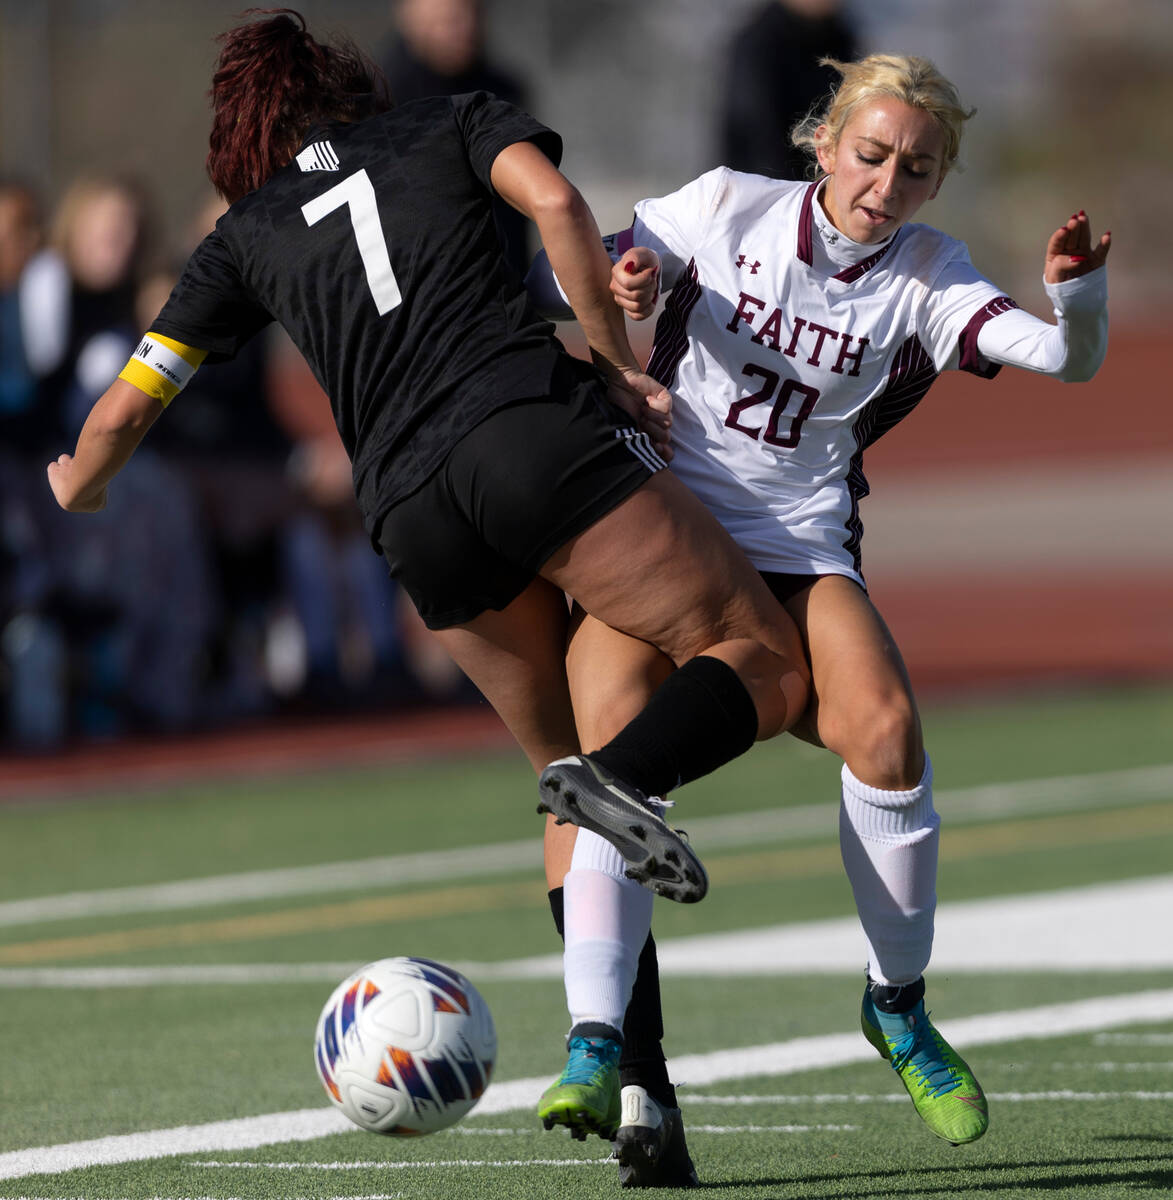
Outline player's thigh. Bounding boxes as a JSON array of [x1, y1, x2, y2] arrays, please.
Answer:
[[541, 469, 804, 669], [787, 574, 923, 786], [429, 576, 580, 774], [566, 606, 675, 752]]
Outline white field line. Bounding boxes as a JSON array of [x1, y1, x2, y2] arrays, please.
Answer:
[[639, 873, 1173, 974], [3, 988, 1173, 1180], [197, 1159, 610, 1170], [4, 872, 1171, 989], [1094, 1032, 1173, 1044], [1, 763, 1170, 929]]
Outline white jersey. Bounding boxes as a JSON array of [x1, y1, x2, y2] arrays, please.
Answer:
[[623, 168, 1082, 584]]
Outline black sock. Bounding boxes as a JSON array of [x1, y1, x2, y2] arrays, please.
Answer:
[[588, 655, 759, 797], [548, 887, 675, 1108], [621, 930, 676, 1109], [868, 974, 926, 1014], [548, 886, 565, 939]]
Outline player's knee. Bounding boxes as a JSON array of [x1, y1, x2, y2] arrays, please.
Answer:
[[703, 638, 810, 741], [825, 693, 922, 789], [757, 659, 810, 741]]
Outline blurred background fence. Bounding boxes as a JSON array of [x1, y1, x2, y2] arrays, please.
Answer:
[[1, 0, 1170, 756]]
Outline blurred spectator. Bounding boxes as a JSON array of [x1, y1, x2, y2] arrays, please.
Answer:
[[377, 0, 533, 275], [0, 180, 45, 447], [717, 0, 859, 180], [144, 195, 299, 721], [11, 175, 213, 744], [0, 179, 65, 750]]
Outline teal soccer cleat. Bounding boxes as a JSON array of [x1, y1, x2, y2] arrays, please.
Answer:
[[538, 1032, 622, 1141], [861, 982, 989, 1145]]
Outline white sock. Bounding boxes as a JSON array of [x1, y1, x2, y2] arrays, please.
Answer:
[[563, 829, 654, 1034], [839, 756, 938, 986]]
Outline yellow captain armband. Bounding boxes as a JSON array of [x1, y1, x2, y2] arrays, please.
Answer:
[[118, 332, 208, 407]]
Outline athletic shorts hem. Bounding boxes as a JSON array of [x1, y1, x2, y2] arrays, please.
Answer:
[[418, 464, 657, 631], [523, 459, 659, 576]]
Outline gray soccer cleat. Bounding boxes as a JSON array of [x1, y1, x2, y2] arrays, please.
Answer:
[[537, 755, 708, 903]]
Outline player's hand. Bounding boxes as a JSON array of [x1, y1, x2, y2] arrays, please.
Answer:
[[611, 248, 661, 320], [609, 367, 674, 461], [46, 453, 107, 513], [1044, 211, 1110, 284]]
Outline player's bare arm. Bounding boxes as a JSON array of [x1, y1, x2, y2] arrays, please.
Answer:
[[489, 142, 670, 419], [48, 329, 207, 512], [46, 378, 163, 513]]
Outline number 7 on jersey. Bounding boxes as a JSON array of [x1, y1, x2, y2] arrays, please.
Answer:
[[302, 170, 402, 316]]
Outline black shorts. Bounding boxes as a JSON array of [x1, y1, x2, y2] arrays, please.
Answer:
[[760, 572, 822, 605], [759, 571, 864, 605], [378, 357, 666, 629]]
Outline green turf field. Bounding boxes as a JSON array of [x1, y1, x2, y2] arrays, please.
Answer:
[[1, 683, 1171, 1198]]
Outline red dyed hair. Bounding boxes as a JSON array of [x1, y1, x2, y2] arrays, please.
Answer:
[[207, 9, 392, 203]]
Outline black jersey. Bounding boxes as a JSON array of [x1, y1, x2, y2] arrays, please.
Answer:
[[151, 93, 565, 532]]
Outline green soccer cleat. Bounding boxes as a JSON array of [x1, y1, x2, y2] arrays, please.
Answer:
[[861, 985, 989, 1145], [538, 1033, 622, 1141]]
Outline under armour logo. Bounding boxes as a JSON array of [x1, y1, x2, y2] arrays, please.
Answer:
[[735, 254, 761, 274]]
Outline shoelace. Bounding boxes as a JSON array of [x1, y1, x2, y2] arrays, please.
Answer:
[[559, 1037, 620, 1085], [887, 1015, 962, 1097]]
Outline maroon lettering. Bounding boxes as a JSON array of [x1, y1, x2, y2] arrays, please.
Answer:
[[726, 291, 765, 334], [725, 363, 821, 451], [782, 316, 806, 359], [831, 334, 870, 377], [764, 379, 820, 448], [751, 307, 785, 352], [724, 363, 778, 439], [805, 322, 839, 367]]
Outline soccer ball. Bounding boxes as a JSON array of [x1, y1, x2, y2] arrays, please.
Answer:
[[314, 956, 497, 1136]]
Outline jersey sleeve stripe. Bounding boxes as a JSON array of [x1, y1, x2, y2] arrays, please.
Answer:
[[957, 296, 1018, 377], [646, 259, 701, 387]]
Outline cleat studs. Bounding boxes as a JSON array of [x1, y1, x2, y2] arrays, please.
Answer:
[[536, 803, 548, 815], [628, 823, 647, 839], [547, 778, 561, 793], [554, 816, 568, 826]]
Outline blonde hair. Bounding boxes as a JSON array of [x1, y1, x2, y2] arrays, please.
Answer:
[[792, 54, 975, 177]]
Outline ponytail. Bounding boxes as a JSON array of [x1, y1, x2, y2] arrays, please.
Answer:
[[207, 8, 391, 203]]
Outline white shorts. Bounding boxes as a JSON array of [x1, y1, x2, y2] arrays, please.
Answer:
[[671, 455, 866, 587]]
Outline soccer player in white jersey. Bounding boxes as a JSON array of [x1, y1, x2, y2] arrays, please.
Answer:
[[531, 53, 1109, 1173]]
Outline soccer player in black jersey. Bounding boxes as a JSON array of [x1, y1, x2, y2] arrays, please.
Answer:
[[46, 9, 809, 1176]]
